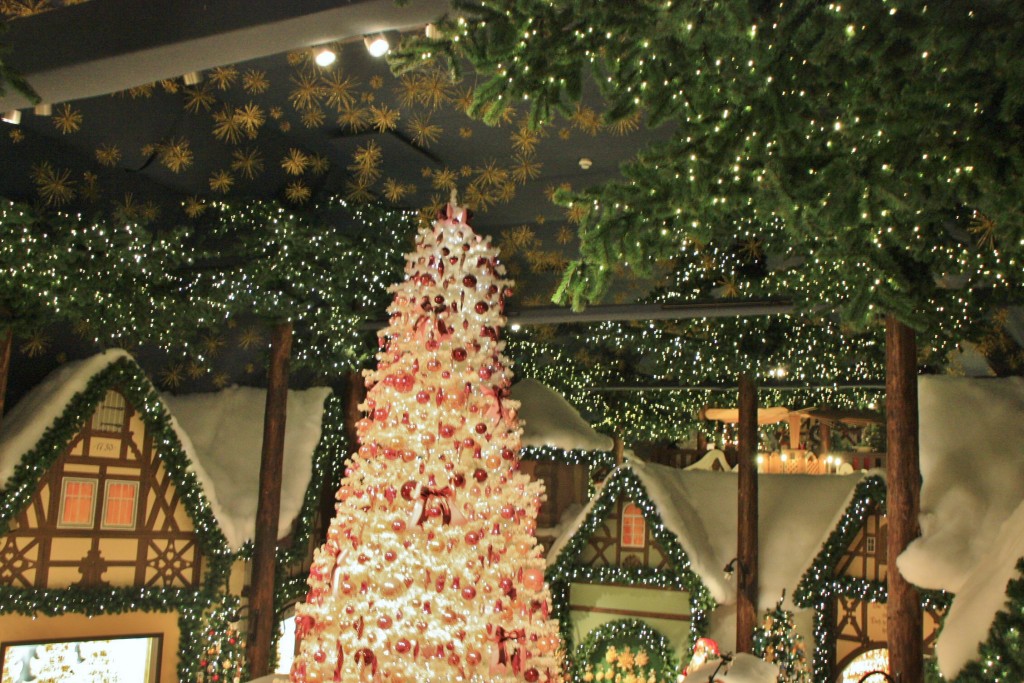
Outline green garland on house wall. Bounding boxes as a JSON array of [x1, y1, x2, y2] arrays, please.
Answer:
[[573, 618, 680, 681], [546, 465, 715, 676]]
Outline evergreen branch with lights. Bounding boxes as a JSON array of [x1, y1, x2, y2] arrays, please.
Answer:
[[573, 619, 680, 683], [394, 1, 1024, 343], [951, 556, 1024, 682]]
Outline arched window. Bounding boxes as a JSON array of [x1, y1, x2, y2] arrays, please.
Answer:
[[621, 503, 646, 549]]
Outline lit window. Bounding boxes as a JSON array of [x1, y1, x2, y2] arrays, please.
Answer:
[[621, 503, 646, 549], [102, 480, 139, 529], [58, 478, 97, 528], [90, 391, 127, 432]]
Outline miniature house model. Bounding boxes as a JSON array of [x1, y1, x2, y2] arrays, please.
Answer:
[[0, 351, 342, 683]]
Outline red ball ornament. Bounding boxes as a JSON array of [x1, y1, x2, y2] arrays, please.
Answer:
[[464, 531, 480, 545], [452, 348, 468, 361], [461, 586, 477, 600], [401, 481, 417, 500], [451, 473, 466, 488], [474, 301, 489, 314], [473, 468, 487, 483], [439, 424, 456, 438], [384, 550, 397, 562], [377, 615, 393, 630], [392, 519, 405, 532], [524, 668, 539, 682], [416, 390, 430, 404], [467, 651, 482, 665], [395, 639, 411, 654], [475, 422, 488, 435], [499, 577, 514, 594], [394, 373, 414, 392], [501, 447, 515, 460], [478, 367, 492, 380]]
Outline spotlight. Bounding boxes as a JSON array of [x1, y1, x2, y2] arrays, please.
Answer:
[[183, 71, 202, 86], [424, 23, 441, 39], [1, 110, 21, 125], [34, 103, 52, 116], [314, 47, 337, 67], [578, 157, 593, 170], [364, 33, 390, 57]]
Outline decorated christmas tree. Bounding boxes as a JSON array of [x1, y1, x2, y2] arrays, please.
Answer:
[[290, 204, 563, 682], [198, 606, 248, 683], [752, 595, 811, 683]]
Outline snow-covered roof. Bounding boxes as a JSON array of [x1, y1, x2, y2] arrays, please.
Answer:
[[0, 351, 332, 551], [898, 376, 1024, 594], [162, 385, 332, 550], [896, 375, 1024, 678], [548, 457, 873, 610], [510, 379, 613, 452]]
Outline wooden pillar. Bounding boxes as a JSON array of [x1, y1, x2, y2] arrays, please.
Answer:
[[247, 321, 293, 677], [736, 374, 759, 653], [885, 315, 923, 682], [613, 434, 625, 466], [0, 328, 12, 432], [819, 420, 832, 455]]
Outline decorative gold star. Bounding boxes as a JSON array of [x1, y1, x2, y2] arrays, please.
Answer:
[[269, 106, 284, 120], [126, 83, 155, 99], [409, 113, 442, 148], [458, 127, 473, 138], [116, 192, 140, 219], [535, 214, 547, 225], [231, 147, 265, 179], [558, 127, 571, 140], [184, 196, 207, 218], [383, 179, 414, 203], [31, 161, 75, 206], [186, 361, 206, 380], [19, 330, 49, 357], [463, 184, 496, 212], [159, 137, 194, 173], [511, 155, 542, 184], [52, 103, 82, 134], [969, 213, 997, 250], [285, 180, 312, 204], [289, 70, 324, 111], [323, 71, 359, 111], [544, 182, 571, 201], [301, 106, 326, 129], [718, 275, 740, 298], [395, 74, 423, 109], [281, 148, 310, 175], [279, 120, 292, 132], [368, 104, 400, 132], [431, 167, 458, 191], [556, 226, 575, 245], [739, 236, 764, 262], [212, 105, 245, 143], [95, 143, 122, 167], [72, 319, 92, 339], [474, 160, 509, 188], [418, 69, 454, 109], [6, 1, 49, 17], [336, 105, 370, 132], [199, 332, 226, 358], [570, 104, 603, 135], [183, 83, 216, 113], [233, 102, 265, 137], [453, 86, 474, 113], [608, 109, 643, 135], [208, 66, 239, 90], [160, 79, 180, 94], [286, 50, 309, 67], [511, 126, 541, 156], [242, 69, 270, 94], [349, 141, 382, 182], [212, 372, 231, 389], [238, 326, 264, 350], [140, 200, 160, 222], [344, 179, 374, 202], [496, 181, 517, 203], [8, 129, 24, 143], [369, 75, 384, 90], [460, 165, 474, 178], [208, 169, 235, 193], [500, 225, 539, 256], [566, 202, 589, 224], [309, 154, 330, 176], [159, 363, 185, 389]]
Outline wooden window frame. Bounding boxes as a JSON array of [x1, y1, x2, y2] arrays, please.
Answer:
[[56, 477, 98, 529], [101, 479, 140, 530], [90, 390, 128, 433], [621, 502, 646, 549]]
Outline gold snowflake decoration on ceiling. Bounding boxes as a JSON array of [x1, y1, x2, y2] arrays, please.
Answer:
[[52, 103, 82, 134], [409, 113, 442, 147], [309, 154, 330, 176], [281, 148, 310, 175], [186, 361, 207, 380], [184, 196, 207, 218], [349, 141, 382, 183], [159, 363, 185, 389], [383, 179, 416, 203], [369, 104, 400, 132], [238, 326, 264, 350], [8, 129, 24, 143], [344, 179, 374, 202], [231, 147, 265, 179], [95, 143, 122, 167], [209, 169, 235, 193], [556, 226, 575, 245], [233, 102, 265, 137], [19, 330, 49, 357], [511, 126, 542, 156], [739, 236, 764, 262], [159, 137, 194, 173], [337, 104, 370, 132], [183, 83, 216, 113], [608, 110, 643, 135], [289, 70, 324, 111], [369, 75, 384, 90], [323, 71, 359, 111], [431, 168, 458, 191], [212, 105, 246, 144], [242, 69, 270, 94], [208, 66, 239, 90], [301, 107, 326, 129], [286, 180, 312, 204], [511, 155, 542, 184], [80, 171, 99, 201], [31, 161, 76, 206]]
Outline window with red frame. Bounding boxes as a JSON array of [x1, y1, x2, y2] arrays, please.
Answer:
[[621, 502, 646, 549]]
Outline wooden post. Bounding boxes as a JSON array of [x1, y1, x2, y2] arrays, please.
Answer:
[[246, 321, 293, 677], [613, 434, 625, 467], [885, 315, 923, 682], [819, 420, 832, 455], [736, 374, 759, 653], [0, 328, 12, 432]]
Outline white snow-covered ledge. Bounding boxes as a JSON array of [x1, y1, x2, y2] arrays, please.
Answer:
[[511, 379, 614, 452]]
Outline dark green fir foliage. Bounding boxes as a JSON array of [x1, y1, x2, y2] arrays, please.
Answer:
[[753, 593, 812, 683], [395, 1, 1024, 343], [196, 600, 249, 683], [952, 557, 1024, 682]]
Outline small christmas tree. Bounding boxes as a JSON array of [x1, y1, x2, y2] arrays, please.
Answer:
[[752, 594, 811, 683], [290, 204, 563, 682], [198, 607, 248, 683]]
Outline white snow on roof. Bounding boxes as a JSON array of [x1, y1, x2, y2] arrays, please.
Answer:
[[162, 385, 332, 550], [0, 351, 332, 552], [935, 497, 1024, 679], [0, 351, 231, 548], [897, 376, 1024, 594], [510, 379, 613, 451], [549, 457, 870, 610]]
